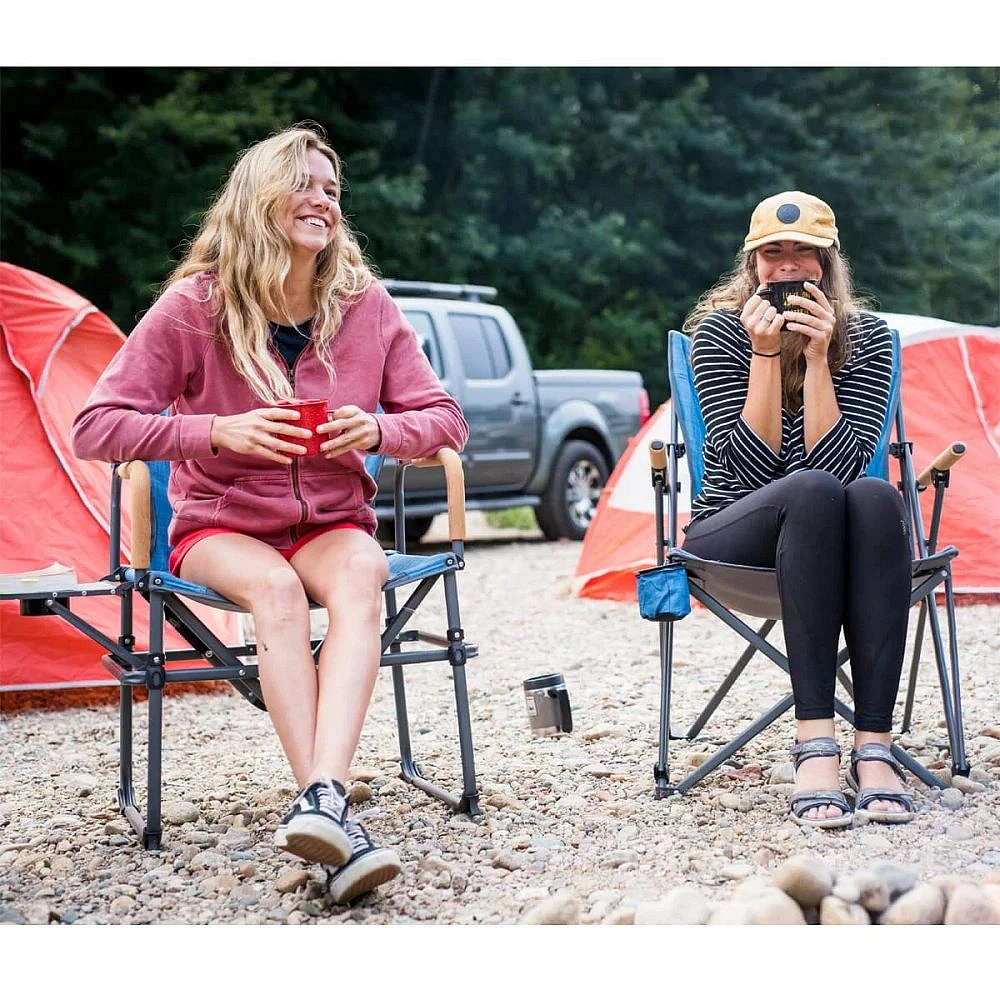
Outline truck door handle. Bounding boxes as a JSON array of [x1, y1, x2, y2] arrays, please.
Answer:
[[510, 392, 530, 406]]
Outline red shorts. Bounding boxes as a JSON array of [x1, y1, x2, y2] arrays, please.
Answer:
[[167, 522, 369, 577]]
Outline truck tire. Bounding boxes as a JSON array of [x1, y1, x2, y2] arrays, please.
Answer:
[[535, 440, 609, 541]]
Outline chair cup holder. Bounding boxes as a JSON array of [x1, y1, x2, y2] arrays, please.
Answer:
[[637, 563, 691, 621]]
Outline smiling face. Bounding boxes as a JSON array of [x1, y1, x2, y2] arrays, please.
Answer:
[[754, 240, 824, 287], [277, 147, 341, 263]]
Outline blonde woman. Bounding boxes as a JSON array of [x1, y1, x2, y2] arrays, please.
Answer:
[[681, 192, 915, 829], [72, 124, 469, 902]]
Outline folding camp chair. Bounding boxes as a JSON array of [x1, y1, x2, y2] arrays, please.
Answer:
[[14, 449, 480, 850], [638, 328, 969, 798]]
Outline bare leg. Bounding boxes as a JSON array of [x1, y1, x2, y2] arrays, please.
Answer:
[[179, 533, 318, 785], [290, 528, 388, 786], [794, 718, 845, 822]]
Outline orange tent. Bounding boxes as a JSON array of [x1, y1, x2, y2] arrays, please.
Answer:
[[575, 315, 1000, 603], [1, 263, 239, 690]]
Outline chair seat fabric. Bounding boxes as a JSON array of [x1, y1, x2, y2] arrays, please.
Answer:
[[126, 550, 460, 613]]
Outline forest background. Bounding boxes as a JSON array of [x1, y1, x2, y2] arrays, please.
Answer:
[[2, 66, 997, 404]]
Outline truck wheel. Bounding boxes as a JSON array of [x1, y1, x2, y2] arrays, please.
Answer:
[[535, 441, 609, 541], [376, 515, 435, 548]]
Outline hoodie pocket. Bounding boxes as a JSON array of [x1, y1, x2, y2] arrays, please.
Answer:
[[298, 468, 365, 519], [217, 472, 302, 537]]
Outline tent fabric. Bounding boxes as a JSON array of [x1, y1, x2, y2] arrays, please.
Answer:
[[575, 315, 1000, 604], [1, 263, 240, 691]]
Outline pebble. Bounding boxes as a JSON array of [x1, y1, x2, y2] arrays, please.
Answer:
[[519, 894, 580, 924], [879, 884, 946, 924], [944, 884, 1000, 924], [939, 787, 966, 810], [819, 896, 870, 925], [162, 802, 200, 825], [635, 886, 710, 925], [773, 855, 833, 907]]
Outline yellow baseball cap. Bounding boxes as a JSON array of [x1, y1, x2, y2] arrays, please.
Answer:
[[744, 191, 840, 251]]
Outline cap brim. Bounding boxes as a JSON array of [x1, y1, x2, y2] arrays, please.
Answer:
[[744, 231, 837, 252]]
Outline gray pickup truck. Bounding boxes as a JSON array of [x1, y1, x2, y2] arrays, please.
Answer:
[[375, 280, 648, 542]]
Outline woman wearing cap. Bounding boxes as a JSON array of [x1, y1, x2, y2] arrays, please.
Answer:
[[681, 191, 916, 828]]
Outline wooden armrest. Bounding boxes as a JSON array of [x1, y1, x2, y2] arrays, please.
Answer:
[[916, 442, 966, 489], [409, 447, 467, 541], [648, 439, 667, 470], [116, 460, 152, 569]]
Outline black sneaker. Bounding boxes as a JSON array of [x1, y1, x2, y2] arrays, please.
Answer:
[[274, 778, 352, 866], [324, 819, 402, 905]]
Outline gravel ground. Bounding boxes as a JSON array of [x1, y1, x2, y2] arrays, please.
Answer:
[[2, 513, 999, 932]]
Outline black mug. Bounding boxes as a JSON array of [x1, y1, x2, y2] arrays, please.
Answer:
[[523, 673, 573, 735], [760, 280, 813, 329]]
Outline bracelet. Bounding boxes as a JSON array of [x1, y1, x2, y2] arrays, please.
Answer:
[[751, 348, 781, 357]]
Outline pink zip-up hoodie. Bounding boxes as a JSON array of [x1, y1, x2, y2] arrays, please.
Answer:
[[71, 273, 469, 549]]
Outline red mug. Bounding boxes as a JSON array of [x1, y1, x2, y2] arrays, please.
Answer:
[[273, 398, 328, 456]]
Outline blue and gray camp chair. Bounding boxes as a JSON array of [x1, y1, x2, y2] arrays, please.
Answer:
[[76, 448, 480, 849], [637, 329, 969, 797]]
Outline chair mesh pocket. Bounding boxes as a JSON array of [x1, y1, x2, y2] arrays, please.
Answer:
[[636, 563, 692, 621]]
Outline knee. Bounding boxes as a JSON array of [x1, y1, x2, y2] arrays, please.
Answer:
[[846, 477, 909, 542], [325, 549, 388, 616], [846, 476, 903, 515], [785, 469, 845, 515], [245, 565, 309, 619]]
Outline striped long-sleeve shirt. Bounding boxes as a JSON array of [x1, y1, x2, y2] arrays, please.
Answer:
[[687, 309, 893, 526]]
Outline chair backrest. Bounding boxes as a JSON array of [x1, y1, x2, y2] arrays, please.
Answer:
[[667, 327, 902, 498], [146, 451, 389, 573]]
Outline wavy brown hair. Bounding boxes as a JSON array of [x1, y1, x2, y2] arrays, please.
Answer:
[[683, 246, 870, 411], [166, 124, 375, 402]]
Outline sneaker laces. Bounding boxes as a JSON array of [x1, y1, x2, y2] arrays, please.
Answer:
[[344, 819, 372, 856], [313, 778, 345, 817]]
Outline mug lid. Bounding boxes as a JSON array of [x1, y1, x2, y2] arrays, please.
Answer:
[[523, 673, 565, 691]]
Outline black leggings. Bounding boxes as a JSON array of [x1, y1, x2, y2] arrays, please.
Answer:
[[683, 471, 911, 731]]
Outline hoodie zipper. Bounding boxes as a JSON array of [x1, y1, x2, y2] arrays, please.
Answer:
[[270, 342, 309, 541]]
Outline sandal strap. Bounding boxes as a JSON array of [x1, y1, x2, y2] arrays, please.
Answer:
[[850, 742, 907, 784], [791, 737, 842, 770], [856, 788, 916, 812], [790, 789, 851, 817]]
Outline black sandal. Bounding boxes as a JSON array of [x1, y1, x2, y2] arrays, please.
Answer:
[[847, 742, 917, 824], [789, 737, 853, 830]]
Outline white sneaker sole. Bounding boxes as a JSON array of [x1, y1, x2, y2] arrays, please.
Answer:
[[327, 847, 402, 905], [280, 814, 352, 866]]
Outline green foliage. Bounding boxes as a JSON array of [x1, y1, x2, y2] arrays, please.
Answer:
[[2, 67, 997, 406], [484, 508, 538, 531]]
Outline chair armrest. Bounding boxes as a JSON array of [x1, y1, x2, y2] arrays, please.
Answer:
[[116, 461, 152, 569], [916, 442, 966, 489], [409, 447, 467, 542]]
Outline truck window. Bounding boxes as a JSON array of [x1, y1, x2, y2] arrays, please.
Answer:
[[448, 313, 512, 379], [402, 309, 444, 377]]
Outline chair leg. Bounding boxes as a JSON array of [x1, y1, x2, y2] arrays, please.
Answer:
[[679, 619, 778, 740], [900, 600, 929, 732], [671, 693, 796, 794], [443, 572, 480, 816], [117, 686, 141, 831], [144, 683, 164, 851], [924, 577, 970, 775], [654, 619, 676, 798], [385, 578, 480, 815]]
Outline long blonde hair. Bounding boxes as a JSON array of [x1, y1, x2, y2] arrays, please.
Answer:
[[168, 124, 375, 401], [684, 246, 869, 412]]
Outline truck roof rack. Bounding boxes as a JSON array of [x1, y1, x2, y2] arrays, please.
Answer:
[[381, 279, 498, 303]]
